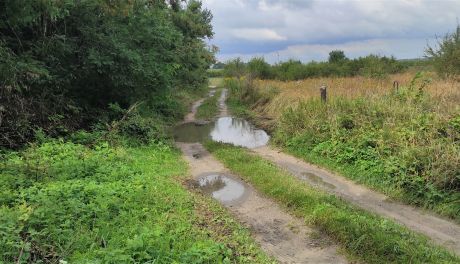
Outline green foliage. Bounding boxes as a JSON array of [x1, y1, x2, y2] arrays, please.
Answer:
[[223, 53, 405, 81], [0, 0, 214, 148], [247, 57, 272, 79], [0, 138, 272, 263], [223, 58, 247, 78], [205, 142, 459, 264], [328, 50, 348, 64], [196, 89, 222, 120], [207, 68, 224, 78], [272, 75, 460, 221], [426, 24, 460, 79]]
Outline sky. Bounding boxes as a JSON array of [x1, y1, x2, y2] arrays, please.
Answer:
[[201, 0, 460, 63]]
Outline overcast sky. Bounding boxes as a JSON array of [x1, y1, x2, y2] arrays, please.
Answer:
[[202, 0, 460, 63]]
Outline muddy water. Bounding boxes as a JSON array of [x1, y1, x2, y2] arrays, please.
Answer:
[[197, 173, 249, 205], [174, 117, 269, 148], [301, 172, 336, 189]]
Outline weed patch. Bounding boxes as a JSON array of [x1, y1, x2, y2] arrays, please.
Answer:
[[0, 139, 271, 263]]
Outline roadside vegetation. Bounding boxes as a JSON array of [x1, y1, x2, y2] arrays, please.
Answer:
[[1, 0, 214, 149], [0, 134, 273, 263], [196, 88, 222, 120], [196, 78, 224, 120], [223, 25, 460, 222], [0, 1, 274, 263], [205, 142, 459, 264]]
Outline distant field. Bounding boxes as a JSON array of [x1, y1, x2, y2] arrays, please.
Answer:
[[209, 77, 224, 87], [253, 72, 460, 120], [207, 68, 224, 78]]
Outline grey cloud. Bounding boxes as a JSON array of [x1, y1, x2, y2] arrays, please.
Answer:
[[263, 0, 314, 9], [202, 0, 460, 61]]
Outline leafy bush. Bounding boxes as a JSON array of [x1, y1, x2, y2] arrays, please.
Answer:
[[0, 139, 250, 263], [426, 24, 460, 79], [0, 0, 214, 149]]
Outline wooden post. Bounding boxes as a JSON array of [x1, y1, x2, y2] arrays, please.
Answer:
[[320, 84, 327, 102], [393, 81, 399, 91]]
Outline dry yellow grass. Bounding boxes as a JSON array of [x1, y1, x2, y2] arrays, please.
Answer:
[[254, 72, 460, 119]]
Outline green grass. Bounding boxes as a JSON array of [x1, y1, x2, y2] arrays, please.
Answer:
[[196, 89, 222, 120], [205, 141, 460, 264], [0, 138, 273, 263], [224, 77, 460, 222], [209, 77, 224, 87]]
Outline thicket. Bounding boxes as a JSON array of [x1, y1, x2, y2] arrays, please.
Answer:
[[223, 52, 406, 81], [0, 0, 214, 149]]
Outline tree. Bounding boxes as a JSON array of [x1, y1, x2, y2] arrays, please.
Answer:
[[224, 58, 246, 78], [426, 24, 460, 79], [247, 57, 272, 79], [0, 0, 214, 148], [328, 50, 348, 64]]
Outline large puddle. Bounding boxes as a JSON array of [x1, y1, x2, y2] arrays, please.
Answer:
[[197, 174, 248, 204], [174, 117, 270, 148]]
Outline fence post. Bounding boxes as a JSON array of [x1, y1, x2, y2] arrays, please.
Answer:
[[393, 81, 399, 91], [320, 84, 327, 102]]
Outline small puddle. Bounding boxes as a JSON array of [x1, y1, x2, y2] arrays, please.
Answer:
[[197, 174, 248, 204], [300, 172, 336, 189], [174, 117, 270, 148]]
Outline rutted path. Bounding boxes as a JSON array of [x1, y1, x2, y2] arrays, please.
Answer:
[[176, 89, 347, 263], [252, 146, 460, 254]]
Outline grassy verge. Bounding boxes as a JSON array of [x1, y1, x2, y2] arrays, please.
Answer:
[[196, 88, 222, 120], [0, 138, 273, 263], [224, 76, 460, 222], [205, 141, 459, 264]]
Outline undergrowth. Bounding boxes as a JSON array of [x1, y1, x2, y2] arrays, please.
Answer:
[[0, 134, 272, 263], [205, 142, 459, 264]]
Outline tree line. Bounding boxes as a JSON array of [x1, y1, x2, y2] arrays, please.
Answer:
[[223, 53, 408, 81]]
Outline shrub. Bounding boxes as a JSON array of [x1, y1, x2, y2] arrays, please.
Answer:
[[426, 24, 460, 79]]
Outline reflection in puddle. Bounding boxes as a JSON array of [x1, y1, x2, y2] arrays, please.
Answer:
[[173, 117, 270, 148], [211, 117, 269, 148], [173, 122, 213, 143], [197, 174, 247, 204], [300, 172, 336, 189]]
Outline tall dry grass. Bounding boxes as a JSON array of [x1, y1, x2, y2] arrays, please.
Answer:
[[255, 72, 460, 119], [234, 72, 460, 220]]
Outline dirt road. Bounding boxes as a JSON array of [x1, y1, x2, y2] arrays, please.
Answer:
[[175, 92, 347, 263]]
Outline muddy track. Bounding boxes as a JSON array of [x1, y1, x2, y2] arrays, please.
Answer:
[[176, 91, 347, 263], [177, 142, 347, 264], [252, 146, 460, 254]]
